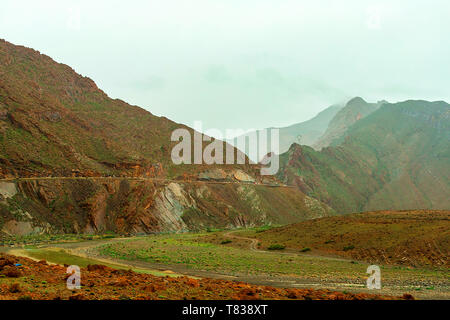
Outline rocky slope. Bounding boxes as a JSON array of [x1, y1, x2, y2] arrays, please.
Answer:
[[0, 177, 332, 236], [313, 97, 385, 150], [0, 39, 333, 236], [278, 100, 450, 213], [0, 39, 208, 178]]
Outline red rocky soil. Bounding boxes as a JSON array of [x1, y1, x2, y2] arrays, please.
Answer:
[[0, 253, 412, 300]]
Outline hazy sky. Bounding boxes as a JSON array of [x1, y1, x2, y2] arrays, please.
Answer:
[[1, 0, 449, 133]]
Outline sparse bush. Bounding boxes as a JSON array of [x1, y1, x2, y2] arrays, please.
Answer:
[[343, 245, 355, 251], [9, 283, 21, 293], [267, 244, 285, 250], [300, 247, 311, 252], [2, 266, 22, 278], [220, 240, 232, 245]]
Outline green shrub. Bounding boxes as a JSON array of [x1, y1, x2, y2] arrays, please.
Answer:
[[267, 244, 286, 250], [343, 245, 355, 251], [300, 247, 311, 252], [220, 240, 232, 245]]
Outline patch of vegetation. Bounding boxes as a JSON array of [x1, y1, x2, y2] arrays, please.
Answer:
[[220, 240, 232, 245], [267, 244, 286, 250], [343, 245, 355, 251], [300, 247, 311, 252], [254, 225, 273, 233], [0, 233, 119, 246], [95, 232, 450, 290]]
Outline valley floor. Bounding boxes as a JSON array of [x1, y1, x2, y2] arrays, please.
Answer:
[[1, 230, 448, 300], [0, 246, 400, 300]]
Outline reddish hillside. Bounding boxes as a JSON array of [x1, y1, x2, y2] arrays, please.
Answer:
[[0, 39, 263, 179]]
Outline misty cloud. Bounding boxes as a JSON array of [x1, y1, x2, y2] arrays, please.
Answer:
[[1, 0, 448, 133]]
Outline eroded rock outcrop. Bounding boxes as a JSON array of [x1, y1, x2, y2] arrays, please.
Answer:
[[0, 178, 334, 237]]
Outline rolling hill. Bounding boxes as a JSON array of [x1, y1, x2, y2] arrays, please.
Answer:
[[243, 210, 449, 267]]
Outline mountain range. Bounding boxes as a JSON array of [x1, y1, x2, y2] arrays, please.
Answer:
[[0, 39, 448, 237], [278, 99, 450, 213]]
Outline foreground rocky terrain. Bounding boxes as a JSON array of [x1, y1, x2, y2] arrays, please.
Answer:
[[0, 253, 409, 300]]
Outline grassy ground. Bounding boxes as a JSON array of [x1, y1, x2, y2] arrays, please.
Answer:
[[93, 232, 449, 298], [0, 233, 119, 247]]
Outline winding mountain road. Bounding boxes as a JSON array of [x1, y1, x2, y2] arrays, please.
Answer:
[[223, 231, 261, 251], [0, 176, 294, 188]]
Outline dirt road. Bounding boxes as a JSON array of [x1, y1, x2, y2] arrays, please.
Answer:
[[223, 231, 261, 251]]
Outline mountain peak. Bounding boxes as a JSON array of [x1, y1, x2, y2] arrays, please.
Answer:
[[288, 142, 301, 151], [346, 97, 367, 106]]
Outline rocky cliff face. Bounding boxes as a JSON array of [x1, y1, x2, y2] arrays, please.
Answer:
[[0, 177, 333, 237]]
